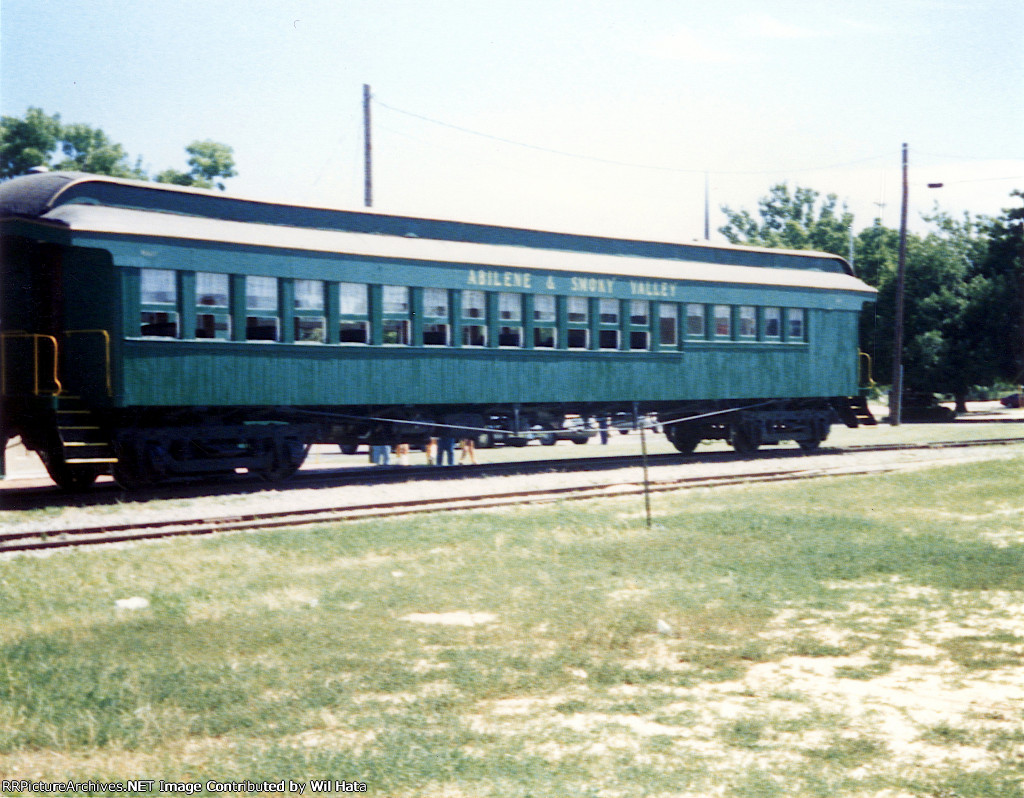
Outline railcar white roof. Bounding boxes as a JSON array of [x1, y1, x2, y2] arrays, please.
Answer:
[[44, 204, 876, 297]]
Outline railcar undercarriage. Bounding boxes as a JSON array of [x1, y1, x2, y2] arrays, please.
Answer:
[[4, 395, 874, 490]]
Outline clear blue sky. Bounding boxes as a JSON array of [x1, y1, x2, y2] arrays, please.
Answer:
[[3, 0, 1022, 240]]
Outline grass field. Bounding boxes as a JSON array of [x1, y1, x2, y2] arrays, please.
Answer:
[[2, 451, 1024, 796]]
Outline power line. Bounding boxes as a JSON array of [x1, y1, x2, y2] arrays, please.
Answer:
[[374, 97, 889, 177]]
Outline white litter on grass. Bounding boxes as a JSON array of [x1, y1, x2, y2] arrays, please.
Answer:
[[401, 611, 497, 626], [656, 619, 674, 635], [114, 596, 149, 610]]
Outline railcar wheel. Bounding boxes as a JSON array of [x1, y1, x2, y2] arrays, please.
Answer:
[[797, 437, 822, 452], [258, 437, 310, 482], [39, 449, 102, 491], [112, 452, 156, 490], [666, 425, 701, 454], [729, 426, 760, 455]]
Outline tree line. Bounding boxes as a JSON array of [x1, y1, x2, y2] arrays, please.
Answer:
[[719, 183, 1024, 411], [0, 107, 236, 190]]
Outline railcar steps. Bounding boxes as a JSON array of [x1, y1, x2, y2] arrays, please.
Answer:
[[53, 395, 118, 464]]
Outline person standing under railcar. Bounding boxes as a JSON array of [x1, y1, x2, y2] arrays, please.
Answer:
[[436, 434, 456, 466]]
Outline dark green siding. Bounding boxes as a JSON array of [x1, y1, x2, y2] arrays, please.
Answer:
[[119, 314, 859, 408]]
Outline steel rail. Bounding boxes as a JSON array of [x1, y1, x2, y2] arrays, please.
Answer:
[[3, 437, 1022, 554]]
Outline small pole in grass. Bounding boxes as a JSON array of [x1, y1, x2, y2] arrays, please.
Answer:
[[640, 420, 653, 529]]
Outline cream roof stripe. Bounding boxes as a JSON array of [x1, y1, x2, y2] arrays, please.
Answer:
[[46, 204, 876, 296]]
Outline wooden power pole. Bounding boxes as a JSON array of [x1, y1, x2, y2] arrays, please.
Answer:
[[889, 142, 909, 425], [363, 84, 373, 207]]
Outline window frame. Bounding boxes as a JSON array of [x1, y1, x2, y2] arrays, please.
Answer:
[[338, 282, 371, 345], [597, 298, 621, 351], [139, 268, 180, 339], [461, 289, 488, 347], [293, 278, 326, 344], [245, 275, 280, 342]]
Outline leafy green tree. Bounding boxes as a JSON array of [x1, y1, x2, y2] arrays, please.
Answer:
[[0, 108, 236, 190], [155, 139, 236, 191], [860, 207, 1019, 409], [719, 183, 854, 257], [968, 192, 1024, 387], [719, 183, 1024, 409], [0, 107, 62, 179], [52, 122, 146, 179]]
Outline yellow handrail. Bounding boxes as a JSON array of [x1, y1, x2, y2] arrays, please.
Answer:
[[859, 351, 875, 387], [0, 331, 62, 396], [65, 329, 113, 396]]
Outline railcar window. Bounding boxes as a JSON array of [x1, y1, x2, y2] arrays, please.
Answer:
[[629, 300, 649, 350], [787, 308, 806, 341], [382, 285, 409, 314], [194, 273, 230, 339], [533, 294, 556, 348], [567, 296, 589, 349], [739, 306, 757, 338], [598, 299, 620, 350], [141, 269, 176, 304], [295, 317, 326, 342], [295, 279, 325, 310], [567, 328, 589, 349], [714, 305, 731, 339], [686, 304, 705, 338], [599, 298, 619, 325], [423, 288, 450, 346], [498, 293, 522, 347], [382, 285, 410, 345], [534, 295, 556, 322], [293, 279, 326, 343], [598, 329, 619, 349], [246, 276, 278, 310], [339, 282, 370, 344], [340, 282, 369, 315], [245, 276, 279, 341], [567, 296, 588, 324], [383, 320, 410, 345], [196, 272, 229, 306], [659, 304, 678, 347], [462, 290, 486, 318], [196, 313, 230, 339], [764, 307, 782, 339], [463, 325, 487, 346], [139, 268, 179, 338], [141, 311, 179, 338], [461, 290, 487, 346]]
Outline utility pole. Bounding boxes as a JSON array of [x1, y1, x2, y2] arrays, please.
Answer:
[[703, 171, 710, 240], [363, 84, 373, 207], [889, 143, 909, 426]]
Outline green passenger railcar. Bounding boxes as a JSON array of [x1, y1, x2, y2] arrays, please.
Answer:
[[1, 172, 876, 489]]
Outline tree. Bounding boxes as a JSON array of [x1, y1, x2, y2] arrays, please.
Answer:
[[718, 182, 1024, 409], [0, 107, 62, 179], [53, 122, 146, 179], [155, 139, 236, 191], [719, 183, 854, 257], [968, 192, 1024, 387], [0, 107, 236, 189]]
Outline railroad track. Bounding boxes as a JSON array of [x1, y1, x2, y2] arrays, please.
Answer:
[[3, 436, 1023, 554]]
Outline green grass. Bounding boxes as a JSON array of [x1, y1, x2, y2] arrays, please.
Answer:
[[2, 454, 1024, 796]]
